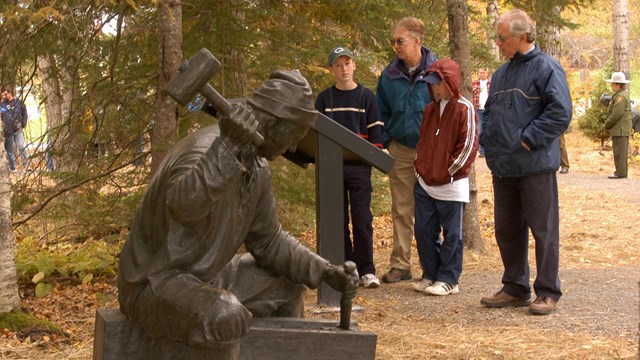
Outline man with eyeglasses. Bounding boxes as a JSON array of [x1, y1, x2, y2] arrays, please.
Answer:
[[376, 16, 438, 284], [479, 9, 572, 315]]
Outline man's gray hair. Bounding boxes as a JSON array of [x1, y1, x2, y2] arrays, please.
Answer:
[[498, 9, 536, 43], [393, 17, 425, 43]]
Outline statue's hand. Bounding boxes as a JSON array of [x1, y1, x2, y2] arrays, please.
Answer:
[[187, 290, 253, 346], [322, 263, 359, 300], [219, 103, 258, 153]]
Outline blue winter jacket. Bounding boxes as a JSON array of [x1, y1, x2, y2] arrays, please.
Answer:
[[376, 47, 438, 149], [1, 98, 28, 137], [480, 45, 572, 177]]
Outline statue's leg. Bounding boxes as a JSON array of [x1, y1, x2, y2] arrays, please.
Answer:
[[212, 253, 306, 318]]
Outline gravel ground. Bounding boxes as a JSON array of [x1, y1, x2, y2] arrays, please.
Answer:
[[369, 266, 639, 340]]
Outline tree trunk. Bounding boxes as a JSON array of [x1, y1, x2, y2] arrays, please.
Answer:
[[0, 133, 20, 313], [151, 0, 182, 175], [221, 0, 247, 99], [486, 0, 500, 61], [537, 6, 562, 57], [612, 0, 630, 77], [37, 53, 74, 171], [447, 0, 484, 252]]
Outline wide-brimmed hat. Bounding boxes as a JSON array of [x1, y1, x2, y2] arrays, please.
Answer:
[[605, 72, 630, 84]]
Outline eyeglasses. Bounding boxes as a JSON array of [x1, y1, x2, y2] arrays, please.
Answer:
[[390, 38, 412, 46], [494, 34, 512, 43]]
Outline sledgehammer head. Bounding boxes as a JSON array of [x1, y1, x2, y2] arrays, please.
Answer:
[[166, 48, 220, 106]]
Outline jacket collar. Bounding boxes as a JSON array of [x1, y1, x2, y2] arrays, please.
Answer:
[[387, 47, 437, 79], [510, 44, 541, 63]]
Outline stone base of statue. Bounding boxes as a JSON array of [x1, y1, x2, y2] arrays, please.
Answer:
[[92, 308, 377, 360]]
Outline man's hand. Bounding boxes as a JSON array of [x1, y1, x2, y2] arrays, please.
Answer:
[[186, 289, 253, 346], [219, 103, 259, 153], [322, 263, 359, 300]]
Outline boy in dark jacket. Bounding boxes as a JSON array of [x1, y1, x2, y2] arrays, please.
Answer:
[[412, 58, 478, 296], [315, 47, 384, 288]]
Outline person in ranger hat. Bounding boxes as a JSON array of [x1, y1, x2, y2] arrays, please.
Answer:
[[315, 46, 384, 288], [604, 71, 632, 179], [118, 70, 359, 348]]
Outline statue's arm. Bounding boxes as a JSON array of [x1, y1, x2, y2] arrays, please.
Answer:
[[166, 104, 257, 225], [245, 176, 359, 297], [166, 137, 243, 225], [242, 171, 327, 287]]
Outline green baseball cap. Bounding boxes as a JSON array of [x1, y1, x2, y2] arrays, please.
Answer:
[[327, 47, 353, 67]]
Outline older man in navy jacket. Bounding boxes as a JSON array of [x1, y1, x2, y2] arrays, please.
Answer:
[[479, 9, 572, 315]]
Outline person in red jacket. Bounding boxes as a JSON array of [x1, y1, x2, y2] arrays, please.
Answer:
[[412, 58, 478, 296]]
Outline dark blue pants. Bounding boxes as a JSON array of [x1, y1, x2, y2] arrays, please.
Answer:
[[493, 173, 562, 301], [477, 109, 485, 155], [343, 165, 375, 276], [414, 183, 464, 285]]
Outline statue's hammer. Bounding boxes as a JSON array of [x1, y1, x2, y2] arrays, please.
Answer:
[[339, 261, 357, 330], [165, 48, 263, 145]]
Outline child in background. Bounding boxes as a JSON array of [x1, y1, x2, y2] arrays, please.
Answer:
[[412, 58, 478, 296], [315, 47, 384, 288]]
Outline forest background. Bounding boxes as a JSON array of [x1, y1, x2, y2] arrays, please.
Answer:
[[0, 0, 638, 358]]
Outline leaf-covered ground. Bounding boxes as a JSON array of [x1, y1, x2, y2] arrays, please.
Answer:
[[1, 131, 638, 359]]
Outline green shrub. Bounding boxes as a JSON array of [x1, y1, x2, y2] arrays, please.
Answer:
[[15, 237, 120, 297], [578, 67, 612, 146]]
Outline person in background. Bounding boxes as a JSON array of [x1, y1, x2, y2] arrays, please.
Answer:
[[376, 16, 438, 283], [471, 67, 490, 157], [1, 87, 29, 172], [315, 46, 383, 288], [603, 71, 632, 179], [412, 58, 478, 296], [479, 9, 572, 315]]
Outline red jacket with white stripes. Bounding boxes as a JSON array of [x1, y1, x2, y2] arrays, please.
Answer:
[[414, 58, 478, 186]]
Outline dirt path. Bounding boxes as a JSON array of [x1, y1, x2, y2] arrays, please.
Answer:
[[478, 159, 640, 203]]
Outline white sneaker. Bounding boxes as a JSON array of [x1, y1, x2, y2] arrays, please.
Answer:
[[425, 281, 459, 296], [412, 278, 435, 293], [360, 274, 380, 288]]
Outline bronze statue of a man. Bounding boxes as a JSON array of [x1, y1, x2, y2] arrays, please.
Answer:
[[118, 70, 359, 347]]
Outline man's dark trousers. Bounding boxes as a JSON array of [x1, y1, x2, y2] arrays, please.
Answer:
[[612, 136, 629, 177], [492, 172, 562, 301], [343, 165, 375, 276]]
